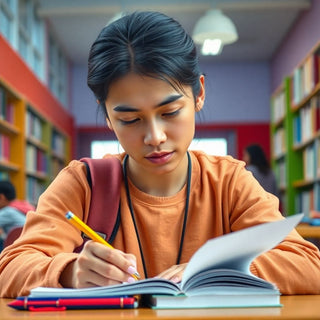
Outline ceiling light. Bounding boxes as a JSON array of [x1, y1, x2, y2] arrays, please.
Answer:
[[202, 39, 222, 55], [193, 9, 238, 55]]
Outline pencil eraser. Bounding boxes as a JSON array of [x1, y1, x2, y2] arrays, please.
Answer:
[[65, 211, 73, 219]]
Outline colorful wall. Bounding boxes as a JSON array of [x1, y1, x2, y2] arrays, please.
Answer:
[[0, 35, 75, 156]]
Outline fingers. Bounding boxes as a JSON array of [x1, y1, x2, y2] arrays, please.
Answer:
[[73, 241, 139, 288], [156, 263, 188, 283]]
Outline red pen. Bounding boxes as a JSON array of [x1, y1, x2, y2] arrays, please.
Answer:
[[8, 296, 138, 311]]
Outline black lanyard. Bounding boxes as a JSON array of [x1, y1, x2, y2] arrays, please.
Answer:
[[123, 152, 192, 278]]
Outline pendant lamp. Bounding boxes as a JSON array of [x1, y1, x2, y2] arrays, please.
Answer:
[[192, 9, 238, 55]]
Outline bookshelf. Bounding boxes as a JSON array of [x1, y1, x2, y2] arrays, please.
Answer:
[[0, 79, 71, 205], [0, 81, 25, 198], [271, 43, 320, 218], [271, 78, 299, 216]]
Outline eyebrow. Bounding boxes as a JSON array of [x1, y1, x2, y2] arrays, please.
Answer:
[[113, 94, 183, 112]]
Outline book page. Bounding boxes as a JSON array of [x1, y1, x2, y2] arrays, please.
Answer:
[[181, 214, 303, 288]]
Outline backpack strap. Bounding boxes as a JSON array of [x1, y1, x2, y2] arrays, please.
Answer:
[[80, 157, 122, 243]]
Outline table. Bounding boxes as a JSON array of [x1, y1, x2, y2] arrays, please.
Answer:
[[296, 224, 320, 238], [1, 295, 320, 320]]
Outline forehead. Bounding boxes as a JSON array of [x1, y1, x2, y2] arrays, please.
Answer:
[[106, 73, 191, 106]]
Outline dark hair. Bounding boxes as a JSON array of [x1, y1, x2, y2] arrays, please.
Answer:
[[245, 144, 270, 175], [0, 180, 16, 201], [87, 11, 201, 116]]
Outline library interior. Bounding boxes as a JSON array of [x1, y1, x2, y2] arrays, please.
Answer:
[[1, 0, 320, 318]]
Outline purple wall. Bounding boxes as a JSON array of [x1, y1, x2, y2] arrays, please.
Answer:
[[199, 61, 270, 123], [72, 1, 320, 127], [72, 62, 270, 126], [72, 65, 106, 127], [271, 0, 320, 91]]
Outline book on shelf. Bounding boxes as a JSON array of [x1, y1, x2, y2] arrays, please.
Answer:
[[272, 89, 286, 124], [25, 110, 43, 142], [0, 86, 14, 124], [27, 214, 303, 309], [292, 51, 320, 106], [303, 144, 316, 180], [0, 133, 10, 161], [52, 130, 66, 158]]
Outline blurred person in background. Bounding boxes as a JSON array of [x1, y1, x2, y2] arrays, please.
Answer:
[[0, 181, 34, 251], [243, 144, 279, 198]]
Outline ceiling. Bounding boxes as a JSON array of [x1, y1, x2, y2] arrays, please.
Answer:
[[37, 0, 311, 66]]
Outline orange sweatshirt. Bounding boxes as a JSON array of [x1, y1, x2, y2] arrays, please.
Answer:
[[0, 151, 319, 298]]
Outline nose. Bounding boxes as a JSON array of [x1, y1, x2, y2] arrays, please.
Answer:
[[144, 119, 166, 146]]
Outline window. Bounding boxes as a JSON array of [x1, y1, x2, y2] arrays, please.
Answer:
[[189, 138, 227, 155], [91, 138, 227, 159], [0, 0, 17, 44], [0, 0, 45, 82], [48, 35, 68, 106], [91, 141, 124, 158]]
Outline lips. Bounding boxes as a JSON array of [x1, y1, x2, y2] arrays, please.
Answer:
[[145, 152, 173, 164]]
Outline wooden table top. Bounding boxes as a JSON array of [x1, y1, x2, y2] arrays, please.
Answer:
[[1, 295, 320, 320], [296, 224, 320, 238]]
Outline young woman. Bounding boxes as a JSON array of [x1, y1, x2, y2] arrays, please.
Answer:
[[0, 11, 320, 298], [243, 144, 279, 197]]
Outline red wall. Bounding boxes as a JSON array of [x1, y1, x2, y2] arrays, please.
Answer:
[[196, 122, 271, 159], [77, 122, 271, 160]]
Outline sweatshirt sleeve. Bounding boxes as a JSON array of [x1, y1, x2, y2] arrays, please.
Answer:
[[0, 160, 91, 298], [228, 162, 320, 294]]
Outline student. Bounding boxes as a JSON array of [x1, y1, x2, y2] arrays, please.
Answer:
[[0, 11, 320, 298], [243, 144, 279, 197], [0, 181, 31, 251]]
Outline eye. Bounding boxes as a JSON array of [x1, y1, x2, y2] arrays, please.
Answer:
[[162, 109, 180, 117], [120, 118, 139, 125]]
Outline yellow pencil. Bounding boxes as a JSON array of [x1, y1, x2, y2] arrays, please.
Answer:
[[65, 211, 140, 280]]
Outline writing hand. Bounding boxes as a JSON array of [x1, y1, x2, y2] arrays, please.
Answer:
[[60, 241, 138, 288], [155, 263, 188, 283]]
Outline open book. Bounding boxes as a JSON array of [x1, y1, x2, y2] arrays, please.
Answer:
[[29, 214, 303, 309]]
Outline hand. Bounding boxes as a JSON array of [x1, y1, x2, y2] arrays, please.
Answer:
[[155, 263, 188, 283], [60, 240, 138, 288]]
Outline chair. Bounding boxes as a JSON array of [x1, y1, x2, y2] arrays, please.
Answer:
[[3, 226, 23, 248]]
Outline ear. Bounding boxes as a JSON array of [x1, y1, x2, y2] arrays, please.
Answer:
[[195, 75, 205, 112], [106, 117, 113, 131]]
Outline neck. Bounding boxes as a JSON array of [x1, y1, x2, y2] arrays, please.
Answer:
[[125, 153, 190, 197]]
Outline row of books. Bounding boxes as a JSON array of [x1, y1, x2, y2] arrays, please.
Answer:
[[303, 143, 319, 181], [25, 177, 46, 206], [274, 158, 287, 190], [26, 144, 48, 175], [295, 186, 320, 219], [0, 133, 10, 161], [272, 127, 286, 158], [300, 140, 320, 181], [292, 50, 320, 106], [51, 130, 66, 158], [25, 110, 44, 143], [293, 94, 320, 146], [272, 88, 286, 124], [0, 86, 14, 123]]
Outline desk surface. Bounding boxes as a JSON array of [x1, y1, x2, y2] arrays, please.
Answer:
[[296, 224, 320, 238], [1, 295, 320, 320]]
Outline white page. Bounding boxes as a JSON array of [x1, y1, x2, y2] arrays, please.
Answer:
[[181, 214, 303, 288]]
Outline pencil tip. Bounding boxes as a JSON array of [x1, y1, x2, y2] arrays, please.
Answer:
[[134, 272, 141, 279]]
